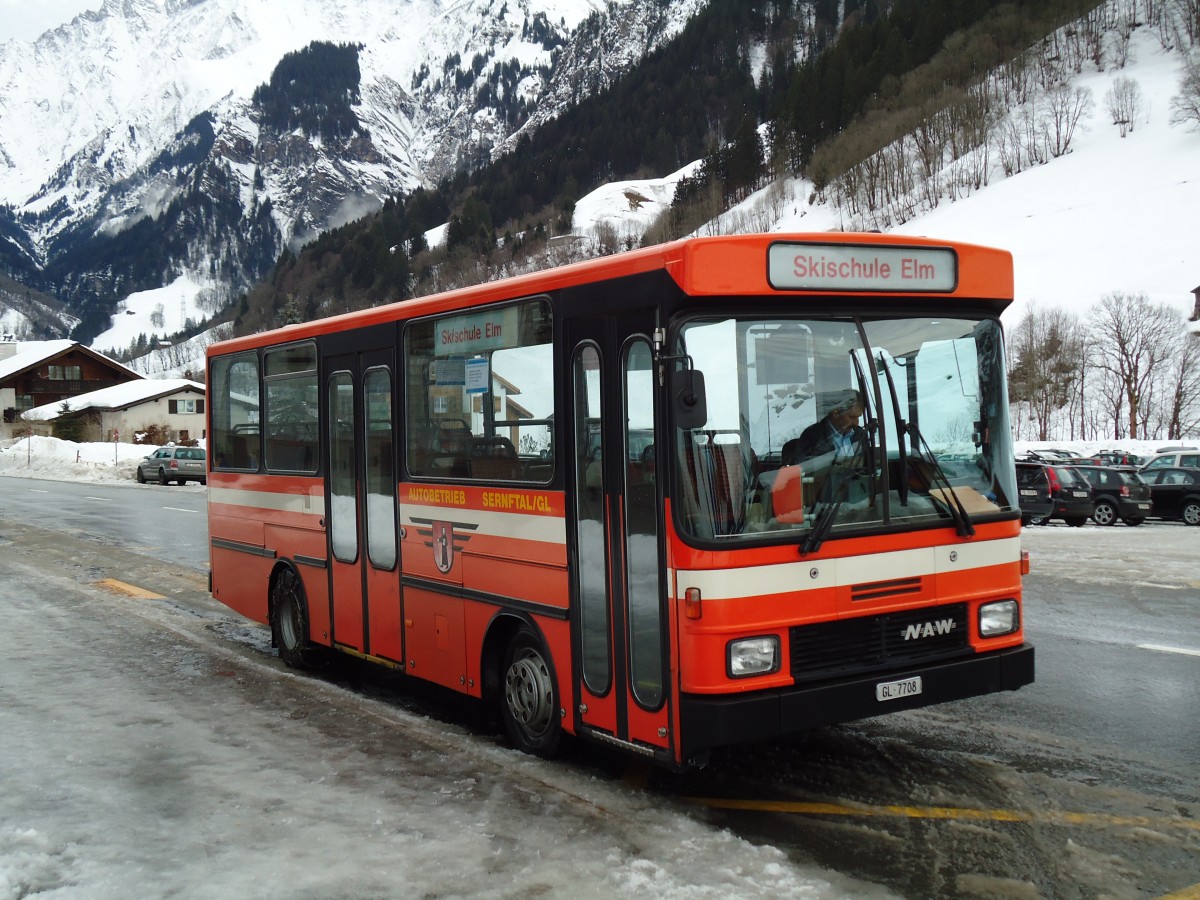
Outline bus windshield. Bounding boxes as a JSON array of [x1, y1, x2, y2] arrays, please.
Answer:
[[673, 313, 1017, 543]]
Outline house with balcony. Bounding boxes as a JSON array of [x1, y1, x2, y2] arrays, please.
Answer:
[[0, 340, 143, 440]]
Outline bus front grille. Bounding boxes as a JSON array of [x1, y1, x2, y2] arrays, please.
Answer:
[[789, 603, 970, 683]]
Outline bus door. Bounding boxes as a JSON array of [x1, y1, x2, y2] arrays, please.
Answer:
[[567, 313, 670, 755], [325, 349, 403, 663]]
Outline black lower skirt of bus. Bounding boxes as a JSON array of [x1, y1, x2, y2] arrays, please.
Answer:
[[679, 644, 1034, 763]]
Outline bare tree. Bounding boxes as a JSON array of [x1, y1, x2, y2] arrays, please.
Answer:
[[1169, 51, 1200, 129], [1089, 292, 1180, 438], [1042, 83, 1094, 157], [1105, 76, 1144, 135], [1008, 304, 1086, 441], [1159, 331, 1200, 438]]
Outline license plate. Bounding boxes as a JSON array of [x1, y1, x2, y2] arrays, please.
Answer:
[[1073, 491, 1088, 497], [1020, 489, 1037, 496], [876, 676, 922, 702], [1137, 503, 1150, 509]]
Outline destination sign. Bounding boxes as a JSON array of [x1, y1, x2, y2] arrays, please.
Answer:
[[435, 307, 518, 355], [767, 242, 957, 292]]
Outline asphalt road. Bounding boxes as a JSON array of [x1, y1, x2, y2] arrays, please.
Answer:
[[1, 479, 1197, 898], [0, 476, 209, 571]]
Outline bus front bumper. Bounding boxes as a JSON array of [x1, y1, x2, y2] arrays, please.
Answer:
[[679, 644, 1034, 761]]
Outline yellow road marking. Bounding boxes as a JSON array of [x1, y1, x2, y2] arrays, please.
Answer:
[[98, 579, 165, 601], [687, 797, 1200, 831], [1160, 885, 1200, 899]]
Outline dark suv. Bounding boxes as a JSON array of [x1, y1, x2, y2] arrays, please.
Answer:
[[1034, 463, 1093, 526], [1015, 461, 1054, 525], [1143, 467, 1200, 525], [1076, 465, 1152, 526]]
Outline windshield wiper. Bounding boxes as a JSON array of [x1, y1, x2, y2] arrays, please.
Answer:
[[800, 497, 843, 556], [908, 422, 975, 538]]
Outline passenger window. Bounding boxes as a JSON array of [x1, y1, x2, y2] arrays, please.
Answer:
[[264, 343, 318, 474], [211, 353, 261, 470], [405, 299, 554, 482]]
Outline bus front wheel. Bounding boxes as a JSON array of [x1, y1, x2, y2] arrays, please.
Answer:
[[500, 627, 562, 758], [271, 567, 319, 669]]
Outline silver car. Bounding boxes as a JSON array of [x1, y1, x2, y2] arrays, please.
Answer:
[[136, 446, 207, 485]]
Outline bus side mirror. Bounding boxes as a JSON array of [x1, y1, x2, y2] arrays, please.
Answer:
[[672, 369, 708, 430]]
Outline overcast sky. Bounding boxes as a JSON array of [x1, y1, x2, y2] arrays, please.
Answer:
[[0, 0, 104, 43]]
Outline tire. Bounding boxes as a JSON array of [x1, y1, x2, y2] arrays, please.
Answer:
[[136, 467, 146, 484], [500, 626, 562, 758], [1065, 517, 1087, 527], [1091, 500, 1118, 526], [1122, 517, 1144, 527], [271, 567, 320, 668], [158, 467, 170, 486], [1029, 515, 1049, 526], [1183, 502, 1200, 526]]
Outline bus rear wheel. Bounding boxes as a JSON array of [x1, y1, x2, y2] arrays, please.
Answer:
[[271, 567, 319, 668], [500, 626, 562, 758]]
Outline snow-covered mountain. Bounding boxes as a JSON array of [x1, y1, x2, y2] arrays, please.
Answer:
[[0, 0, 705, 342]]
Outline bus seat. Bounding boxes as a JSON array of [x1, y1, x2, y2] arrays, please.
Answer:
[[772, 465, 805, 524], [469, 436, 519, 480]]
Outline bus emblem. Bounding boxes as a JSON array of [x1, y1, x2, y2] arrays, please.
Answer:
[[433, 521, 455, 572], [410, 517, 478, 574]]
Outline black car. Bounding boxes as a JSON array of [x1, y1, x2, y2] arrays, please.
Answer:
[[1076, 465, 1152, 526], [1030, 463, 1093, 526], [1143, 467, 1200, 525], [1015, 461, 1054, 525]]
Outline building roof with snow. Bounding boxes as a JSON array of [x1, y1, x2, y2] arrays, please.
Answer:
[[0, 340, 140, 383], [22, 379, 204, 422]]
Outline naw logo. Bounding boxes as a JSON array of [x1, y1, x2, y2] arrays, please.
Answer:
[[902, 618, 956, 641]]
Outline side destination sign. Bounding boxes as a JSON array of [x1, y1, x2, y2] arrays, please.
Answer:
[[767, 242, 957, 292]]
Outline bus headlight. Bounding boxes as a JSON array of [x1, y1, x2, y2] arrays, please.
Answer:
[[727, 636, 780, 678], [979, 600, 1019, 637]]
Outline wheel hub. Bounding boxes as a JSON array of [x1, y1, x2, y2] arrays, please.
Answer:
[[504, 648, 553, 735]]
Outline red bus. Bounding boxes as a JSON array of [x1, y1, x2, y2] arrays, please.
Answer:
[[206, 232, 1033, 767]]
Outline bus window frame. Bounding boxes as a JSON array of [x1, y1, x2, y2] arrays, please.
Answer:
[[402, 295, 556, 485], [210, 350, 262, 472], [263, 340, 319, 476]]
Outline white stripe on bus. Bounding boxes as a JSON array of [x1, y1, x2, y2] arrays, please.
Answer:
[[673, 537, 1021, 600]]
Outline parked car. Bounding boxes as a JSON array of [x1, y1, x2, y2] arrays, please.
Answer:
[[1015, 461, 1054, 525], [1031, 463, 1093, 526], [1088, 449, 1144, 467], [137, 445, 207, 485], [1140, 448, 1200, 474], [1142, 467, 1200, 525], [1076, 465, 1153, 526]]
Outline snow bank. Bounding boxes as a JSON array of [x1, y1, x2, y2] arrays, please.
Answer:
[[0, 436, 189, 484]]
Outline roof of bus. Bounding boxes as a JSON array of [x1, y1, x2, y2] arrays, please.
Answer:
[[208, 232, 1013, 357]]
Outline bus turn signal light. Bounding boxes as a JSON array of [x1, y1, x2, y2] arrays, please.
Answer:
[[1020, 550, 1030, 575], [684, 587, 702, 620]]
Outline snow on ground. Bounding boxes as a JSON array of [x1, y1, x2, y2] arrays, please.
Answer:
[[89, 274, 215, 356], [572, 162, 701, 247], [0, 435, 189, 484]]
